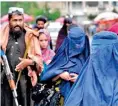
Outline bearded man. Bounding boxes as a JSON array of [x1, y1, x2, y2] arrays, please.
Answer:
[[1, 7, 43, 106]]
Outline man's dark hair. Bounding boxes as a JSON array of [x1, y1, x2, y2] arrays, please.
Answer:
[[36, 16, 47, 24], [8, 10, 23, 21]]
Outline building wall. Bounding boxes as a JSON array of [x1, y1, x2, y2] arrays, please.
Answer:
[[37, 2, 68, 16], [37, 1, 118, 16]]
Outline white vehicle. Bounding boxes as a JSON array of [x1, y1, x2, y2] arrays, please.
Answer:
[[47, 22, 62, 50]]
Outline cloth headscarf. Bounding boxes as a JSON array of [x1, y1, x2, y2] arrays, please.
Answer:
[[41, 27, 90, 98], [38, 29, 55, 64], [108, 22, 118, 34], [64, 31, 118, 106], [55, 17, 73, 52]]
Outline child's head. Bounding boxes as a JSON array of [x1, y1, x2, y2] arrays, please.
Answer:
[[38, 29, 50, 49]]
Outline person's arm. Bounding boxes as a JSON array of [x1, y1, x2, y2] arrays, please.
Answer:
[[52, 71, 71, 81], [69, 73, 79, 82], [15, 34, 43, 74], [52, 75, 60, 81], [15, 57, 34, 71], [28, 66, 38, 87], [28, 54, 43, 74], [28, 35, 43, 74]]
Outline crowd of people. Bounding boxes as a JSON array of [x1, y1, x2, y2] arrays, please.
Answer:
[[1, 7, 118, 106]]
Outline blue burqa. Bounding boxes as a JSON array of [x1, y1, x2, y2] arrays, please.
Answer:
[[40, 27, 90, 98], [64, 31, 118, 106]]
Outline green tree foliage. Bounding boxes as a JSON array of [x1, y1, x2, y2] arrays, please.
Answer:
[[1, 2, 17, 16], [38, 3, 61, 21], [1, 2, 39, 16], [48, 9, 61, 21], [88, 14, 97, 20], [112, 8, 117, 13], [1, 2, 61, 21]]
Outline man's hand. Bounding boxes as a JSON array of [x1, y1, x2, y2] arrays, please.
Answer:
[[15, 57, 33, 71], [69, 73, 78, 82], [28, 66, 38, 86]]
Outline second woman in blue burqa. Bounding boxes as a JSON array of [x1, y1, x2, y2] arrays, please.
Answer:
[[64, 31, 118, 106]]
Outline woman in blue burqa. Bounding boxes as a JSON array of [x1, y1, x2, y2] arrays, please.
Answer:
[[40, 26, 90, 100], [64, 31, 118, 106]]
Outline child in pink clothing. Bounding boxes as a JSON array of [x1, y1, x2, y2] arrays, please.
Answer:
[[29, 29, 55, 86], [38, 29, 55, 65]]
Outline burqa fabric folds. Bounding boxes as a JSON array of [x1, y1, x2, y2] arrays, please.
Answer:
[[40, 27, 90, 98], [64, 31, 118, 106]]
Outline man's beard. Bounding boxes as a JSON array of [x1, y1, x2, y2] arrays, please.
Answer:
[[37, 26, 44, 30], [39, 27, 43, 30], [11, 26, 23, 39]]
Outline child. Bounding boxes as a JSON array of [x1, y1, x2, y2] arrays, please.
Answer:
[[28, 29, 55, 106], [38, 29, 55, 64], [28, 29, 55, 86]]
